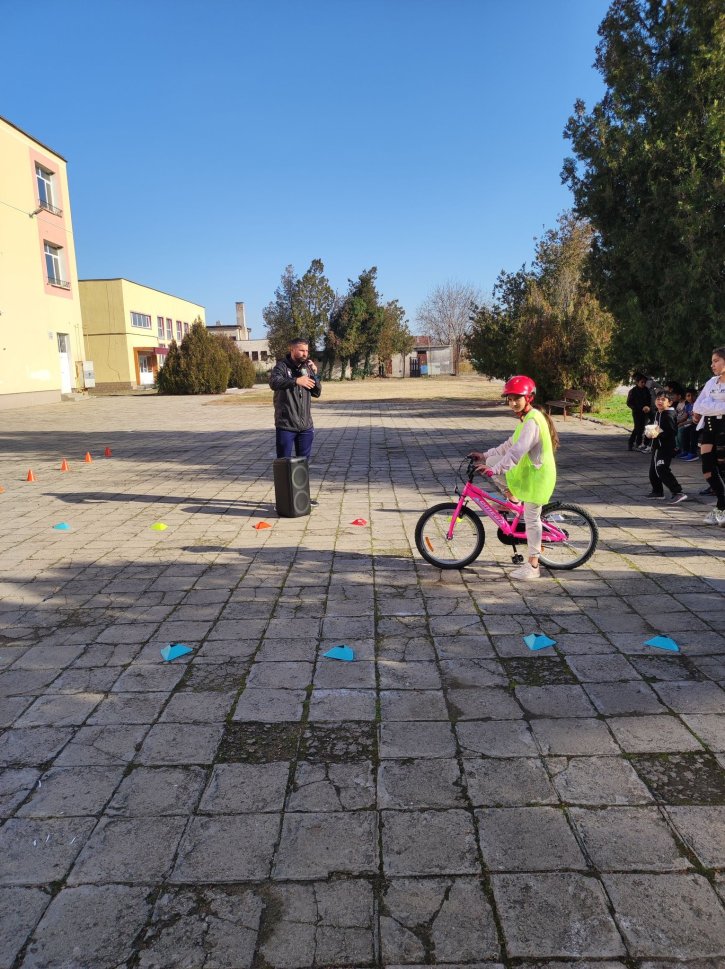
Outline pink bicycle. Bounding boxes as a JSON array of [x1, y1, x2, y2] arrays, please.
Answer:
[[415, 458, 598, 570]]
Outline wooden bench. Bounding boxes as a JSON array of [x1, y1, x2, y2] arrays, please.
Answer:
[[545, 389, 586, 421]]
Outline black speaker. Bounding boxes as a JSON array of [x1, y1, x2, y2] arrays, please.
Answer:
[[273, 457, 311, 517]]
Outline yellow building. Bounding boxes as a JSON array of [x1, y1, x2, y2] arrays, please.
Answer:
[[0, 116, 85, 409], [79, 279, 205, 391]]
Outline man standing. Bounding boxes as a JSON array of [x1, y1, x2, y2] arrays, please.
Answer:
[[268, 338, 321, 458]]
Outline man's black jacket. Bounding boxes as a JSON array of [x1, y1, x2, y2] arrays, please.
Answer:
[[626, 385, 652, 415], [269, 355, 321, 432]]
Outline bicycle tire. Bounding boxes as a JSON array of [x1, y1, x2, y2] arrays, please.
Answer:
[[538, 501, 598, 570], [415, 502, 485, 569]]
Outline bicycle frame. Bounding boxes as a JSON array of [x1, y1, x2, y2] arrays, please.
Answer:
[[448, 480, 569, 545]]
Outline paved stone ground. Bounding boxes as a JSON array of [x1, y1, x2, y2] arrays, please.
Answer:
[[0, 387, 724, 969]]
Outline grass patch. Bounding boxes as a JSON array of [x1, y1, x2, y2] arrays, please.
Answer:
[[588, 392, 632, 427]]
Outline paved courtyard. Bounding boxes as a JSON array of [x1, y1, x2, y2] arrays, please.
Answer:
[[1, 384, 724, 969]]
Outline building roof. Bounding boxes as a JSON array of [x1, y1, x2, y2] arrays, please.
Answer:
[[0, 114, 66, 161], [79, 278, 204, 306]]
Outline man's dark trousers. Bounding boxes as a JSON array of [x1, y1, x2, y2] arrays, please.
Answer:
[[276, 428, 314, 459]]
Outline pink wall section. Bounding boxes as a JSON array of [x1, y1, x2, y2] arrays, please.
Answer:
[[29, 147, 74, 301]]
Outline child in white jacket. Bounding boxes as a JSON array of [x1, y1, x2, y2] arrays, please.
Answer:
[[693, 346, 725, 525]]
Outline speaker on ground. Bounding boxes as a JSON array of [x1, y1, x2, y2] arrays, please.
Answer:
[[273, 456, 311, 517]]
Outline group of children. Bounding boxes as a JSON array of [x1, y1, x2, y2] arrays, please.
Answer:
[[626, 348, 725, 523]]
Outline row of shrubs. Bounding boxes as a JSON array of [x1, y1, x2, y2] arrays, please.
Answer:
[[156, 322, 256, 394]]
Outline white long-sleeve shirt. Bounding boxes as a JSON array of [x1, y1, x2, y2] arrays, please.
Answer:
[[483, 418, 541, 474], [693, 376, 725, 418]]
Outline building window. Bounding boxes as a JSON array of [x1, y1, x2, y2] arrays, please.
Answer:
[[157, 317, 164, 339], [43, 242, 69, 288], [261, 350, 268, 361], [243, 351, 250, 358], [166, 318, 173, 340], [251, 350, 259, 361], [176, 321, 182, 341], [183, 322, 189, 336], [131, 311, 152, 329], [36, 164, 62, 216]]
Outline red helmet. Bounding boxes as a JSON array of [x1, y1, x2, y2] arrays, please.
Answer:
[[502, 375, 536, 399]]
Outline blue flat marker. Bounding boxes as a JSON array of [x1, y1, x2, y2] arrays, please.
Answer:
[[160, 643, 193, 661], [323, 645, 355, 662], [53, 522, 71, 531], [644, 635, 680, 652], [523, 633, 557, 651]]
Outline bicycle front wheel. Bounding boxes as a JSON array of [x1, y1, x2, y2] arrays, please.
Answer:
[[415, 502, 485, 569], [538, 501, 598, 570]]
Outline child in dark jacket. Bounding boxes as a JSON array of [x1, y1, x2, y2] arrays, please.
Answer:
[[645, 390, 687, 503], [627, 374, 652, 451]]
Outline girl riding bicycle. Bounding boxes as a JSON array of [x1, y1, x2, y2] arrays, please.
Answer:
[[469, 375, 559, 581]]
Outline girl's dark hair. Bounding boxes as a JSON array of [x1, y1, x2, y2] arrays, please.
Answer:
[[686, 386, 697, 395], [534, 405, 560, 451], [714, 346, 725, 359]]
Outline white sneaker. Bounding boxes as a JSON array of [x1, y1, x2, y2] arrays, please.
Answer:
[[718, 509, 725, 527], [704, 509, 721, 525], [511, 562, 541, 580]]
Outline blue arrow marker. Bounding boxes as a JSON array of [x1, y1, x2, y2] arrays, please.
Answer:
[[160, 643, 193, 661], [323, 645, 355, 662], [644, 635, 680, 652], [523, 633, 557, 651]]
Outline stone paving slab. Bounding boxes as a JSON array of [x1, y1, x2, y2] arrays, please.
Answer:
[[0, 390, 724, 966]]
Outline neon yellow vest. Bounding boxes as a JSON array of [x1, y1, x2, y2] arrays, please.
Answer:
[[505, 408, 556, 504]]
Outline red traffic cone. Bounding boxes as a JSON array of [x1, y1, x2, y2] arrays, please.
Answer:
[[27, 469, 36, 482], [104, 447, 112, 457], [60, 459, 70, 472], [84, 452, 92, 463]]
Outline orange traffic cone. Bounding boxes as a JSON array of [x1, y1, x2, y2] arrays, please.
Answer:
[[84, 452, 92, 463], [26, 469, 36, 482], [0, 485, 5, 493], [60, 459, 70, 472], [104, 447, 112, 457]]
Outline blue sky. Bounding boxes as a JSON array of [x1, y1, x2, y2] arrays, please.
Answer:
[[3, 0, 610, 333]]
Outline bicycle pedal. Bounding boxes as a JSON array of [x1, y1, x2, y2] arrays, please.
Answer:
[[512, 553, 524, 564]]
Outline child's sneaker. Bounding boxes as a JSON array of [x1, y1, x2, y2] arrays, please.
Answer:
[[718, 509, 725, 527], [703, 509, 724, 525], [511, 562, 541, 581], [669, 493, 687, 504]]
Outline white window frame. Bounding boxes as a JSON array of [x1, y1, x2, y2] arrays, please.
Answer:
[[166, 318, 173, 340], [176, 320, 182, 341], [130, 311, 152, 329], [36, 164, 61, 215], [44, 242, 69, 288], [157, 316, 165, 339]]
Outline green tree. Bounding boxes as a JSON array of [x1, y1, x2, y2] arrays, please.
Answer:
[[156, 320, 230, 394], [520, 217, 617, 403], [263, 259, 336, 360], [263, 265, 298, 360], [294, 259, 336, 352], [213, 333, 256, 388], [377, 299, 415, 375], [156, 339, 183, 394], [328, 268, 385, 378], [562, 0, 725, 381], [467, 215, 616, 405], [466, 267, 530, 380]]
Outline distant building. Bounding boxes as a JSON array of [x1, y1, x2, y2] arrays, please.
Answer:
[[0, 115, 85, 409], [387, 336, 453, 377], [79, 279, 205, 391], [207, 302, 273, 371]]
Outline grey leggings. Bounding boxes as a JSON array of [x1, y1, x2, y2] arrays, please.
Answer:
[[490, 474, 543, 557]]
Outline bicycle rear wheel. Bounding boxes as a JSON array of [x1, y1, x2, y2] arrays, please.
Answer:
[[538, 501, 598, 570], [415, 502, 485, 569]]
